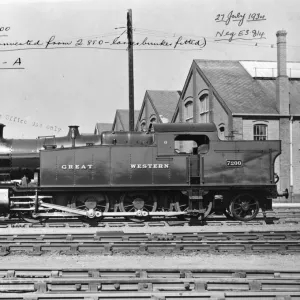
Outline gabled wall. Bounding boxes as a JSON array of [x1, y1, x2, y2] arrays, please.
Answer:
[[135, 93, 159, 131], [113, 114, 123, 131], [212, 94, 229, 139], [147, 96, 157, 121], [112, 113, 124, 131], [177, 62, 231, 140], [180, 72, 194, 123], [173, 109, 180, 123]]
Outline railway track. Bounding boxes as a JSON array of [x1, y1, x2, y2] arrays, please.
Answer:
[[0, 267, 299, 299], [2, 208, 300, 228], [0, 230, 299, 255]]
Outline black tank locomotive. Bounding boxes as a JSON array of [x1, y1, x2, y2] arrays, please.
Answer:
[[0, 122, 288, 222]]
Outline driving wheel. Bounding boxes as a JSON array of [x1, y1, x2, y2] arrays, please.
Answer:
[[230, 193, 259, 222], [119, 193, 157, 222], [74, 193, 109, 220]]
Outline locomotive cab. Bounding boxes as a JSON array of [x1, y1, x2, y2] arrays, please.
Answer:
[[154, 123, 217, 188], [153, 123, 283, 221], [154, 123, 217, 156]]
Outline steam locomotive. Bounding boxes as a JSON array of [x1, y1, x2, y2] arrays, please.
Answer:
[[0, 122, 288, 223]]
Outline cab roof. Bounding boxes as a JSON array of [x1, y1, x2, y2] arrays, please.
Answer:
[[153, 123, 217, 133]]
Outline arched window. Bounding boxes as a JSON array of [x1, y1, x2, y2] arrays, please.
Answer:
[[253, 124, 268, 140], [199, 94, 209, 123], [140, 120, 146, 132], [150, 116, 156, 132], [218, 124, 225, 140], [185, 100, 193, 123], [150, 117, 156, 124]]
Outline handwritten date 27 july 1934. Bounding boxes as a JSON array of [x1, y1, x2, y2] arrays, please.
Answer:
[[215, 11, 266, 27]]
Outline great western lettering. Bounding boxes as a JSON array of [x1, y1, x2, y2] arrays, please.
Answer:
[[130, 164, 169, 169], [61, 164, 93, 170]]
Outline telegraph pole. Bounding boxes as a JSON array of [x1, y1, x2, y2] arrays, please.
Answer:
[[127, 9, 134, 132]]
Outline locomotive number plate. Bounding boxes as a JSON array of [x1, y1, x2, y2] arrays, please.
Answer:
[[226, 160, 243, 167]]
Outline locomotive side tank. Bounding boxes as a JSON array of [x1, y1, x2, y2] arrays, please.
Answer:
[[39, 123, 280, 190], [0, 124, 101, 181]]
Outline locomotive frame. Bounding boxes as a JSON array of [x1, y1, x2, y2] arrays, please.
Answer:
[[0, 122, 288, 223]]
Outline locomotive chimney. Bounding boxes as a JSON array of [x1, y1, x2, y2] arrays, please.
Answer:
[[68, 125, 80, 148], [0, 124, 5, 139]]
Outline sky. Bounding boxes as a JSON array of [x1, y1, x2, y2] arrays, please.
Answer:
[[0, 0, 300, 138]]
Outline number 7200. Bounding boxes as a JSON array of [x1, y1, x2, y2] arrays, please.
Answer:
[[226, 160, 243, 167]]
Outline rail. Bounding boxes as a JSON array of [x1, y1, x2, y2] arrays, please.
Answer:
[[0, 267, 299, 299], [0, 231, 299, 255]]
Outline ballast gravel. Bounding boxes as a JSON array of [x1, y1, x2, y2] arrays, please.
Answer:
[[0, 252, 299, 271]]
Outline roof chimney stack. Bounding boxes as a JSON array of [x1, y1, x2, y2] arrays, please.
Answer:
[[0, 124, 5, 140], [276, 30, 289, 114], [276, 30, 291, 201]]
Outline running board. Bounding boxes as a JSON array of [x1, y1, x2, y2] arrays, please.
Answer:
[[32, 212, 79, 217], [10, 196, 52, 199]]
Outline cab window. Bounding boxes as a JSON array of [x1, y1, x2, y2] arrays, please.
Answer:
[[174, 134, 209, 154]]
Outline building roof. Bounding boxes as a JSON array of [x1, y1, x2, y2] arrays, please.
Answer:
[[147, 90, 181, 122], [240, 61, 300, 78], [114, 109, 140, 131], [194, 60, 300, 114], [94, 123, 112, 134]]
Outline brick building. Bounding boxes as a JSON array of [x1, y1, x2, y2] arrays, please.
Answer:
[[112, 109, 140, 131], [172, 30, 300, 202], [94, 123, 113, 135], [96, 91, 180, 134], [135, 90, 181, 131]]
